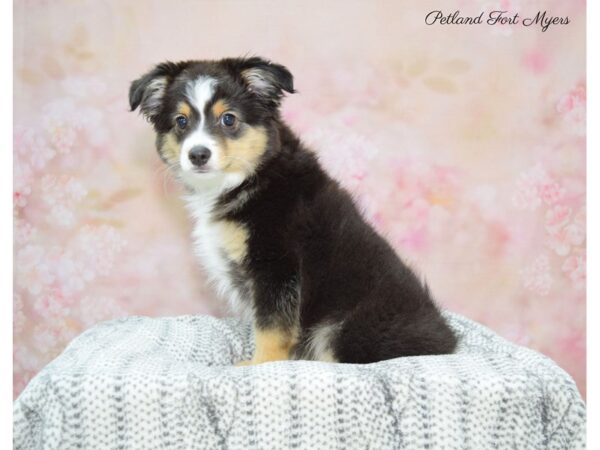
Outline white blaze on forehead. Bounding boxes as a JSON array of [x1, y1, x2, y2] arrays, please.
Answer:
[[180, 76, 219, 171], [191, 76, 217, 112]]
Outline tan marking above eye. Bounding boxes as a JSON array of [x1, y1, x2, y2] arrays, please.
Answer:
[[177, 101, 191, 117], [211, 99, 229, 118], [221, 126, 268, 174]]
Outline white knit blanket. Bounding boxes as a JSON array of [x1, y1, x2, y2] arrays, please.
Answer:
[[14, 313, 585, 449]]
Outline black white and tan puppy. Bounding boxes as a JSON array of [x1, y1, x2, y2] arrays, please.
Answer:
[[129, 57, 457, 365]]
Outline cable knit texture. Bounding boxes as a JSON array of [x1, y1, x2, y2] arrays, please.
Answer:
[[14, 312, 585, 449]]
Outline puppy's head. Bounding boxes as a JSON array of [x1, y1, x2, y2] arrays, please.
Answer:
[[129, 57, 294, 188]]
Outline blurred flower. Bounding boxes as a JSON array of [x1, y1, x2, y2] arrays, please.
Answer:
[[545, 205, 571, 233], [546, 206, 585, 257], [13, 187, 31, 208], [562, 254, 585, 290], [306, 123, 379, 191], [539, 180, 565, 206], [16, 244, 55, 295], [31, 324, 61, 354], [564, 221, 585, 247], [32, 290, 72, 319], [556, 82, 586, 136], [14, 127, 56, 171], [521, 254, 553, 296], [40, 175, 88, 228], [46, 225, 127, 295], [513, 164, 564, 210], [547, 227, 572, 257], [14, 294, 26, 335], [13, 128, 54, 205], [14, 346, 42, 373], [13, 219, 33, 246], [31, 321, 79, 357], [69, 225, 126, 277], [42, 98, 108, 150]]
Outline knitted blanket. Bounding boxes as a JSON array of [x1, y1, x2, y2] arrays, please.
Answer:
[[13, 313, 586, 449]]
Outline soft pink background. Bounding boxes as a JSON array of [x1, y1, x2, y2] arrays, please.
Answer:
[[14, 0, 586, 398]]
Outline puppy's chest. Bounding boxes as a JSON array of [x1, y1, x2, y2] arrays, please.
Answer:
[[192, 216, 251, 306]]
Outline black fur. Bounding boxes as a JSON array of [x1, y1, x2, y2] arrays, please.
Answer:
[[221, 123, 457, 362], [130, 57, 457, 363]]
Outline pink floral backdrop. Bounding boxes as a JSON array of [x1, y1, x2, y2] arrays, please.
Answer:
[[13, 0, 586, 398]]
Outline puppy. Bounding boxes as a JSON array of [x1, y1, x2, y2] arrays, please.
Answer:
[[129, 57, 457, 364]]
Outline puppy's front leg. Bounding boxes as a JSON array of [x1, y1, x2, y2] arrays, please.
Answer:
[[237, 325, 297, 366]]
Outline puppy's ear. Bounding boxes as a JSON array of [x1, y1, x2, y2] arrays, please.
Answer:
[[129, 61, 190, 121], [227, 57, 295, 107]]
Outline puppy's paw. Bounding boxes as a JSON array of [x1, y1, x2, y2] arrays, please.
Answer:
[[234, 359, 254, 367]]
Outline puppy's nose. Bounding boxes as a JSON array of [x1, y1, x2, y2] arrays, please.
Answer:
[[188, 146, 212, 167]]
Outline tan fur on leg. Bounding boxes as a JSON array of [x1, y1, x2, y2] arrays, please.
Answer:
[[236, 326, 297, 366]]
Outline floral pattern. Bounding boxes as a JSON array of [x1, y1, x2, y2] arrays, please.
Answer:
[[14, 0, 586, 398]]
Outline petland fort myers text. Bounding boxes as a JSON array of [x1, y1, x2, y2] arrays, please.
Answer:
[[425, 10, 570, 32]]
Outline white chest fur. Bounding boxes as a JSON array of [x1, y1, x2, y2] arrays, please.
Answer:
[[184, 181, 252, 319]]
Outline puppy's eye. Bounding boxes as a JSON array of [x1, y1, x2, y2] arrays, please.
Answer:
[[220, 113, 237, 128], [175, 115, 188, 129]]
